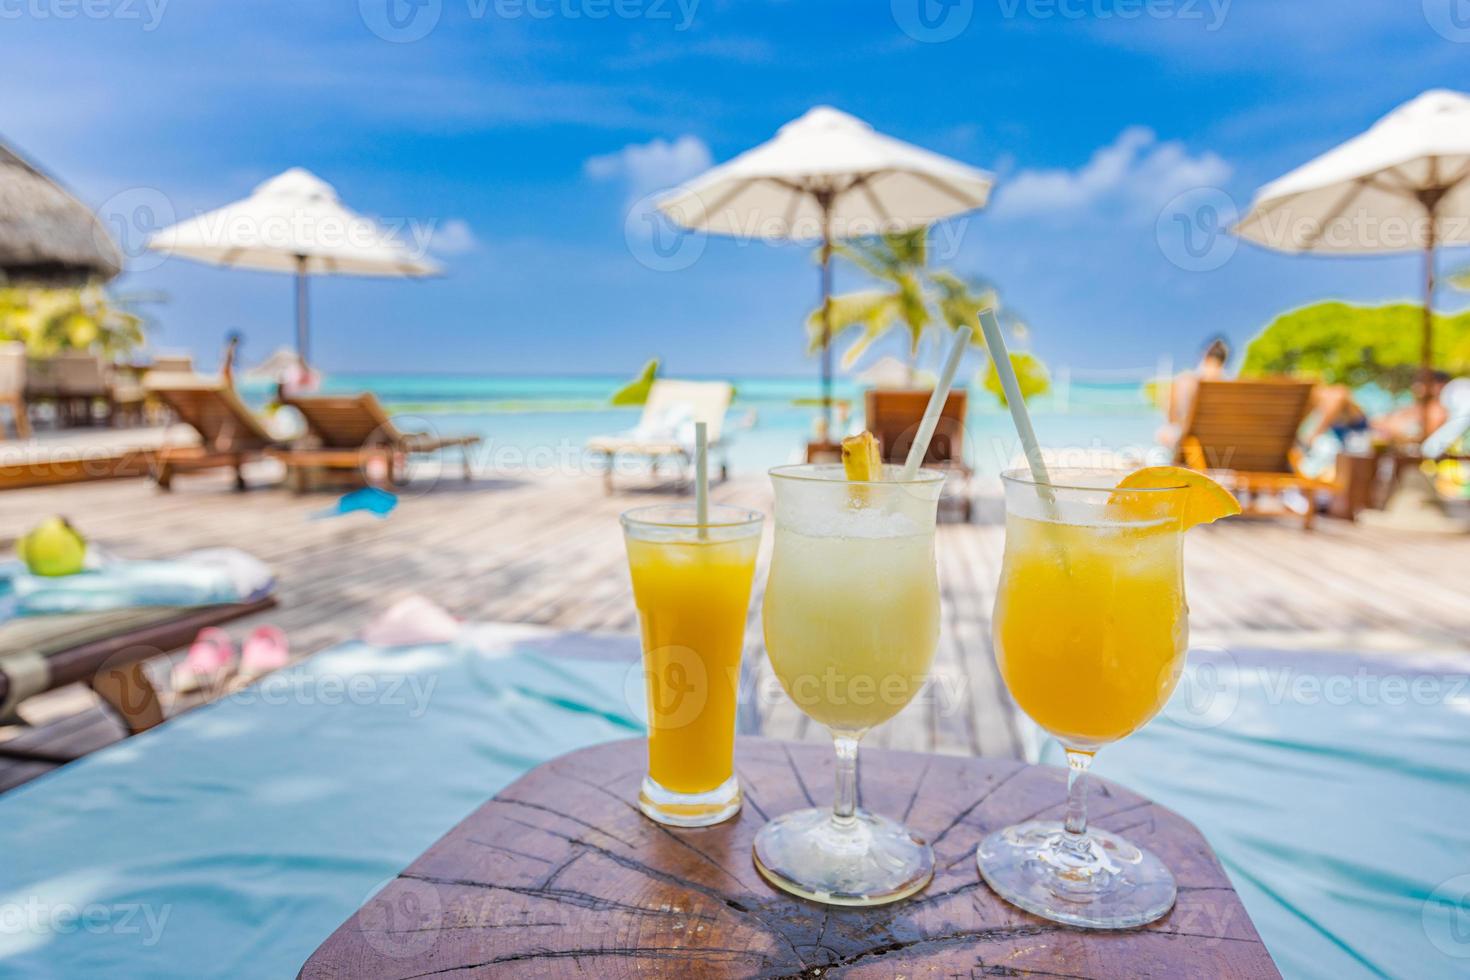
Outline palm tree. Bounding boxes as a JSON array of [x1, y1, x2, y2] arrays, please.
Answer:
[[806, 227, 1016, 385]]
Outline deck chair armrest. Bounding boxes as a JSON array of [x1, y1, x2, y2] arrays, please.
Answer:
[[1180, 436, 1208, 472]]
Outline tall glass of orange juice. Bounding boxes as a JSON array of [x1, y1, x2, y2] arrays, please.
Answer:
[[978, 467, 1194, 929], [621, 504, 762, 827]]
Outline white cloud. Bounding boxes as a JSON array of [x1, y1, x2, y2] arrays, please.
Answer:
[[584, 135, 713, 200], [992, 126, 1231, 221], [429, 219, 479, 257]]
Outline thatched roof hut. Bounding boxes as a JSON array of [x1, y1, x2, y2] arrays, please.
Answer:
[[0, 140, 122, 285]]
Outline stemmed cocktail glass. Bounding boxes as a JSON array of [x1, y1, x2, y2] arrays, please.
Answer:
[[977, 467, 1189, 928], [754, 463, 945, 906]]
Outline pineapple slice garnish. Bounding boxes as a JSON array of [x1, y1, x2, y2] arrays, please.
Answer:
[[841, 431, 884, 504], [841, 431, 883, 480]]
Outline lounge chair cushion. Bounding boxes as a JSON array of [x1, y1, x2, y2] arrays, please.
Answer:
[[586, 380, 733, 460], [0, 548, 274, 620], [587, 402, 697, 457], [584, 436, 691, 457]]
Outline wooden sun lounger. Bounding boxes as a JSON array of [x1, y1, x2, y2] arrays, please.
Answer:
[[0, 597, 277, 758], [865, 387, 973, 520], [145, 373, 282, 490], [278, 393, 481, 492], [1176, 378, 1335, 529]]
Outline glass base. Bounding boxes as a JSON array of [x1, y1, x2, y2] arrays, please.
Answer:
[[752, 807, 933, 906], [638, 774, 741, 827], [977, 820, 1176, 929]]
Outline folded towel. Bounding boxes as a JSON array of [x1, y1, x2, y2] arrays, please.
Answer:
[[628, 402, 697, 448], [0, 548, 274, 619], [1422, 378, 1470, 459]]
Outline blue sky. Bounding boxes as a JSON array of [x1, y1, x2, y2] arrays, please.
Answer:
[[3, 1, 1469, 378]]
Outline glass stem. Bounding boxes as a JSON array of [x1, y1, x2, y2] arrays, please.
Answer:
[[831, 734, 859, 828], [1061, 747, 1094, 850]]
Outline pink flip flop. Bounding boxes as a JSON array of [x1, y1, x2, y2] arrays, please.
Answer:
[[238, 625, 290, 682], [173, 627, 236, 693]]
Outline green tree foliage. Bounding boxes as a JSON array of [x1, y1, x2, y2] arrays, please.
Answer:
[[1242, 301, 1470, 392], [0, 286, 144, 357], [982, 351, 1051, 407]]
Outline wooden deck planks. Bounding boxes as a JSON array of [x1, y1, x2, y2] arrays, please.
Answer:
[[1, 466, 1467, 792]]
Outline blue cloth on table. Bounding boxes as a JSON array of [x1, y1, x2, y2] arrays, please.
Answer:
[[0, 627, 645, 979], [1039, 647, 1470, 979], [0, 549, 274, 621]]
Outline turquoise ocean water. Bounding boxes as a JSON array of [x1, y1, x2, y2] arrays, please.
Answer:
[[242, 372, 1168, 480]]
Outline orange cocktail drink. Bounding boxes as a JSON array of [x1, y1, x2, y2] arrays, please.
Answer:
[[622, 504, 762, 827], [994, 514, 1187, 747], [978, 465, 1238, 931]]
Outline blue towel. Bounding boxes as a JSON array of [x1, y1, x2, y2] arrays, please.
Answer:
[[312, 487, 398, 521], [0, 628, 645, 979], [0, 549, 274, 620]]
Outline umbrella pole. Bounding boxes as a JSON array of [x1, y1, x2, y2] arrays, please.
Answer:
[[1361, 191, 1466, 534], [295, 254, 310, 368], [1421, 219, 1436, 440], [818, 194, 834, 442]]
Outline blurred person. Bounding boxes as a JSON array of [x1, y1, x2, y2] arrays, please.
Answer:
[[1156, 336, 1231, 447], [1306, 370, 1453, 447], [219, 331, 242, 389]]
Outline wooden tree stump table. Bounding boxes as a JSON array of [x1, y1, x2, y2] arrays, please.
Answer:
[[300, 737, 1279, 978]]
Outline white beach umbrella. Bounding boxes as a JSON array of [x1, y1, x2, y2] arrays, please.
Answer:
[[147, 168, 439, 366], [657, 106, 993, 435], [1234, 89, 1470, 432]]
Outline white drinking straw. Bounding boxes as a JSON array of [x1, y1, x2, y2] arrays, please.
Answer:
[[694, 420, 709, 537], [900, 325, 973, 481], [976, 308, 1052, 490]]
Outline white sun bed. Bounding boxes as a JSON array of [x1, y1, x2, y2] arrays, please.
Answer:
[[585, 379, 734, 492]]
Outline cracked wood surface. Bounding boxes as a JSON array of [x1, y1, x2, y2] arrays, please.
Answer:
[[299, 737, 1279, 979]]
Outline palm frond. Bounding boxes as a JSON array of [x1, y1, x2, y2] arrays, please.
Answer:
[[805, 289, 900, 354], [831, 240, 896, 281]]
